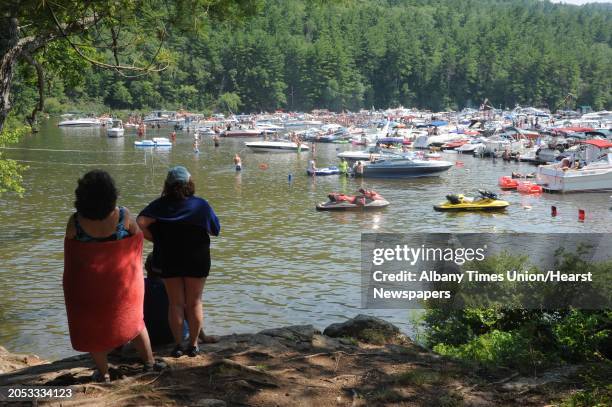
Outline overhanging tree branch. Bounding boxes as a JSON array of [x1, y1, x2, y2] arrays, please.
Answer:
[[21, 52, 44, 129], [47, 3, 169, 77]]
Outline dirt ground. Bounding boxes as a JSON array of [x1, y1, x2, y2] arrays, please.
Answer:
[[0, 318, 606, 406]]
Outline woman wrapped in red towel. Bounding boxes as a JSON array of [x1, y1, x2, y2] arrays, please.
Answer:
[[64, 170, 165, 383]]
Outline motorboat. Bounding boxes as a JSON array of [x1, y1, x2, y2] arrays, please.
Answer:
[[255, 121, 284, 132], [434, 190, 509, 212], [134, 137, 173, 148], [536, 139, 612, 192], [245, 140, 309, 153], [58, 117, 102, 127], [537, 154, 612, 192], [357, 152, 453, 178], [106, 119, 125, 137], [441, 139, 470, 150], [221, 128, 262, 137], [483, 134, 525, 156], [143, 110, 177, 125], [337, 145, 383, 164], [316, 189, 389, 211], [456, 138, 485, 154]]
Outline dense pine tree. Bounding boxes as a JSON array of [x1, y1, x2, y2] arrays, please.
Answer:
[[12, 0, 612, 114]]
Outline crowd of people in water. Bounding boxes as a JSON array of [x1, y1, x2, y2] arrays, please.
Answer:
[[64, 166, 220, 383]]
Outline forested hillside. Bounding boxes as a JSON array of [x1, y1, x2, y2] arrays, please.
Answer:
[[12, 0, 612, 114]]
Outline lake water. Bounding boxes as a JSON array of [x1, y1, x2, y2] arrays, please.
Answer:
[[1, 120, 611, 360]]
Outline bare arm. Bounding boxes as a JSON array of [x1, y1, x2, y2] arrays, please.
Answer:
[[123, 208, 141, 236], [136, 215, 156, 241]]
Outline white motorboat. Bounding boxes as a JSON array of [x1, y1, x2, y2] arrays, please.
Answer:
[[221, 128, 262, 137], [245, 140, 310, 153], [284, 119, 323, 128], [255, 121, 284, 132], [456, 138, 485, 154], [143, 110, 177, 124], [357, 153, 453, 178], [337, 145, 383, 164], [427, 133, 463, 147], [134, 137, 172, 148], [483, 134, 525, 155], [58, 117, 102, 127], [536, 140, 612, 192], [106, 119, 125, 137]]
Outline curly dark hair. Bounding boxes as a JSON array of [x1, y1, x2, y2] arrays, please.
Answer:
[[162, 179, 195, 200], [74, 170, 118, 220]]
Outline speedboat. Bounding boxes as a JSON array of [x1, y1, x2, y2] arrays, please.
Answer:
[[134, 137, 172, 148], [255, 121, 284, 132], [434, 190, 509, 212], [337, 145, 383, 164], [456, 138, 485, 154], [316, 189, 389, 211], [357, 153, 453, 178], [58, 117, 102, 127], [106, 119, 124, 137], [221, 129, 262, 137], [245, 140, 309, 153]]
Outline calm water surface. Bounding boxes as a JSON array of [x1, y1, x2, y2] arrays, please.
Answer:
[[1, 120, 611, 359]]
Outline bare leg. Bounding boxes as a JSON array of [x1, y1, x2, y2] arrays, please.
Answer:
[[131, 327, 155, 365], [184, 277, 206, 348], [90, 351, 109, 375], [163, 278, 186, 346]]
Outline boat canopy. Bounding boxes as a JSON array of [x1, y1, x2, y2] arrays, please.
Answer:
[[582, 139, 612, 149], [431, 120, 448, 127], [553, 127, 594, 133]]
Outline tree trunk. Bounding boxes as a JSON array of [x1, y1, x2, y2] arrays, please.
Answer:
[[0, 17, 20, 133]]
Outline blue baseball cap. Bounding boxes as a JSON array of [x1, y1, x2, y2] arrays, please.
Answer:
[[166, 166, 191, 184]]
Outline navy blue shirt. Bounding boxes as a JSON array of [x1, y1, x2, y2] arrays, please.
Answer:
[[140, 196, 220, 278]]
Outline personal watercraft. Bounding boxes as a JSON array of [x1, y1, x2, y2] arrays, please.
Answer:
[[434, 190, 509, 212], [317, 188, 389, 211]]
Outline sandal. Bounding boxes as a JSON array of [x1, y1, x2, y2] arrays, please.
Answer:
[[186, 345, 200, 357], [143, 359, 168, 373], [92, 369, 111, 383], [170, 344, 184, 358]]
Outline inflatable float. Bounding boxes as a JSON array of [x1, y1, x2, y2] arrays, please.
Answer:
[[516, 181, 543, 194], [317, 189, 389, 211], [498, 176, 519, 190], [307, 166, 340, 176]]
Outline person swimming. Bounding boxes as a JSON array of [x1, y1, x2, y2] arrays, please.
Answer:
[[234, 154, 242, 171]]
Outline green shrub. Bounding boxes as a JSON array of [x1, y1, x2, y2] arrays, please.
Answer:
[[433, 330, 542, 370]]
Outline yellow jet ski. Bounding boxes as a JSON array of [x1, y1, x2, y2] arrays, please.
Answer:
[[434, 190, 509, 212]]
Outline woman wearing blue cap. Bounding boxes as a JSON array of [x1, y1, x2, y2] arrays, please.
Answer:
[[137, 166, 220, 357]]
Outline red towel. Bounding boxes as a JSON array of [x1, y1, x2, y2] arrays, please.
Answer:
[[63, 233, 145, 353]]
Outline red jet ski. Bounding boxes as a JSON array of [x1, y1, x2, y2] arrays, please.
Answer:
[[316, 188, 390, 211]]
